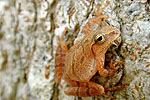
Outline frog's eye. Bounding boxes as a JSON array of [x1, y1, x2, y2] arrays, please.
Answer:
[[95, 34, 105, 44]]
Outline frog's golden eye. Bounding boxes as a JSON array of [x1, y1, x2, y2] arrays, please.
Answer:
[[95, 34, 105, 44]]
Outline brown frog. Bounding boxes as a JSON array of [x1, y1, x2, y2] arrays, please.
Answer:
[[55, 1, 126, 98]]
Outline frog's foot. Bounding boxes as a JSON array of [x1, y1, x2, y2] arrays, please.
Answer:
[[64, 80, 104, 97], [106, 60, 124, 76], [102, 84, 127, 99], [105, 84, 128, 92], [108, 60, 124, 70], [98, 60, 124, 77], [103, 93, 116, 99]]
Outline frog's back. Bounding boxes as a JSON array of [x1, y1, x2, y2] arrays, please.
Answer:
[[64, 37, 97, 82]]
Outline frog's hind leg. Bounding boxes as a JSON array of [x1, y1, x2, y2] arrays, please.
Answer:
[[64, 80, 104, 97], [55, 27, 68, 83]]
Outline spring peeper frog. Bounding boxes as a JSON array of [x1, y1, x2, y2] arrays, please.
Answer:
[[55, 1, 125, 98]]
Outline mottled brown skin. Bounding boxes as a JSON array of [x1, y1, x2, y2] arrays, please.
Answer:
[[64, 22, 121, 97], [64, 22, 121, 80], [55, 2, 125, 98]]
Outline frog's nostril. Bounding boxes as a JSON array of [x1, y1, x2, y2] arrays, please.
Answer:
[[114, 30, 121, 34]]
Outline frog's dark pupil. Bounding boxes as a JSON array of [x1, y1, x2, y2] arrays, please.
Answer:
[[97, 36, 103, 41]]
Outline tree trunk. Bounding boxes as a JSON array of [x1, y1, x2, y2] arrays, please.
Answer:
[[0, 0, 150, 100]]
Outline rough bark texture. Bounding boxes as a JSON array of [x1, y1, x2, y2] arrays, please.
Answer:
[[0, 0, 150, 100]]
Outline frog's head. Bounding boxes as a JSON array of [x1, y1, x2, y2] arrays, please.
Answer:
[[92, 22, 121, 56]]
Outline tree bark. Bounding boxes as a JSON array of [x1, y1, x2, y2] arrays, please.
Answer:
[[0, 0, 150, 100]]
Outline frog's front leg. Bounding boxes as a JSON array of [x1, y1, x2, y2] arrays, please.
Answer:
[[97, 56, 123, 77], [64, 79, 104, 97]]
